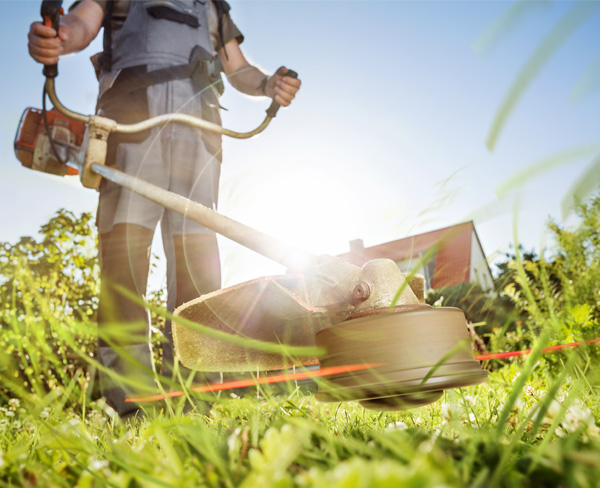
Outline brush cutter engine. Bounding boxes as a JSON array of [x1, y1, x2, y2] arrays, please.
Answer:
[[14, 107, 87, 177]]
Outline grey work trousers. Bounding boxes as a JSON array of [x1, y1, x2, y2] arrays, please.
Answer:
[[95, 75, 222, 416]]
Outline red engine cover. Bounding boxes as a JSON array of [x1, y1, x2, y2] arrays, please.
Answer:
[[14, 107, 85, 175]]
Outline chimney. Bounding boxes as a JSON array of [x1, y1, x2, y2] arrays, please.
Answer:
[[349, 239, 364, 252]]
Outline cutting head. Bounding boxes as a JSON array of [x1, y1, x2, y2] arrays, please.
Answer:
[[314, 307, 488, 409], [172, 257, 487, 410], [173, 257, 424, 371]]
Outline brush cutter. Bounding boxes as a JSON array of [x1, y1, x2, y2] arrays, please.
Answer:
[[15, 1, 486, 410]]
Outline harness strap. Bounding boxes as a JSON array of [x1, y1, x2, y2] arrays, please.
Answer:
[[101, 0, 115, 72], [214, 0, 231, 58], [100, 46, 222, 105]]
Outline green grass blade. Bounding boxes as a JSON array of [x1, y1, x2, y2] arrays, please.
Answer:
[[487, 0, 600, 150], [473, 0, 549, 57], [561, 153, 600, 218], [495, 144, 600, 198], [571, 51, 600, 103]]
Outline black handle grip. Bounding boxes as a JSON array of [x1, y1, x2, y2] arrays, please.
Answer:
[[266, 69, 299, 118], [41, 0, 63, 78]]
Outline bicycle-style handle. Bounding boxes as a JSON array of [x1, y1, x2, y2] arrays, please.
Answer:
[[41, 0, 63, 78], [266, 69, 299, 118]]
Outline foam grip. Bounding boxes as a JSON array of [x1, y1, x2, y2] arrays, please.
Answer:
[[266, 70, 299, 118], [41, 0, 63, 78]]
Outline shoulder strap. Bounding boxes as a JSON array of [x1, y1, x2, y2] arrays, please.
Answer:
[[99, 46, 219, 104], [101, 0, 115, 71], [214, 0, 231, 59]]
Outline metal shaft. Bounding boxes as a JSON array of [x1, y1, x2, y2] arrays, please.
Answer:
[[91, 163, 315, 270]]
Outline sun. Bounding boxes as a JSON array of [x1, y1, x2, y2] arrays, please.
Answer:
[[217, 160, 369, 286]]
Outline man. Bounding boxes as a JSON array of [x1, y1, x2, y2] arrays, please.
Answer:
[[28, 0, 301, 416]]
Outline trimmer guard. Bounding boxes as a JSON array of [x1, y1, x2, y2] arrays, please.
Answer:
[[173, 274, 342, 372]]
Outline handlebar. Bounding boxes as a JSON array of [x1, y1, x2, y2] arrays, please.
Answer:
[[45, 69, 298, 139]]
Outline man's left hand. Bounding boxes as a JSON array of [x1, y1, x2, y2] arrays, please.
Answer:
[[266, 66, 301, 107]]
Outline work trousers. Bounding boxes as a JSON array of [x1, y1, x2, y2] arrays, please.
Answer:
[[97, 223, 221, 416], [95, 72, 222, 416]]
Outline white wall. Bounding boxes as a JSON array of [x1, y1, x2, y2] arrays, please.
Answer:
[[470, 231, 494, 292]]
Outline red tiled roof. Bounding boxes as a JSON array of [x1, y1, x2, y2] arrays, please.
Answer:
[[339, 222, 475, 288]]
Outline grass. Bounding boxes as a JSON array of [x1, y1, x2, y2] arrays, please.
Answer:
[[0, 335, 599, 487]]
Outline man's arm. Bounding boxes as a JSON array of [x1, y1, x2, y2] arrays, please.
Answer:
[[28, 0, 104, 65], [218, 39, 301, 107]]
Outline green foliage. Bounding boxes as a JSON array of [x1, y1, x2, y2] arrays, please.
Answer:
[[550, 195, 600, 323], [426, 281, 516, 332], [481, 196, 600, 384], [0, 210, 167, 402], [0, 210, 99, 401], [0, 209, 99, 321], [490, 197, 600, 355]]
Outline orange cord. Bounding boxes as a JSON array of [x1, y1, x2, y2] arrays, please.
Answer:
[[125, 337, 600, 403], [474, 337, 600, 361], [126, 363, 382, 403]]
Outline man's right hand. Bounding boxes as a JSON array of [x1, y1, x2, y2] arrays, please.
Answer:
[[27, 0, 104, 66], [28, 21, 69, 65]]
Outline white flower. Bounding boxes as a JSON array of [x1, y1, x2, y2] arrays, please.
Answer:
[[562, 404, 599, 437], [104, 406, 116, 419], [541, 400, 562, 425], [441, 402, 456, 421], [8, 399, 20, 410], [463, 395, 476, 406], [386, 421, 407, 431], [89, 459, 109, 471]]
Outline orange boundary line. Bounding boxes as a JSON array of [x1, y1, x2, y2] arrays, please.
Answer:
[[126, 363, 382, 403], [474, 337, 600, 361], [126, 337, 600, 403]]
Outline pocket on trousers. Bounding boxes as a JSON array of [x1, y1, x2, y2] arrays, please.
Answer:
[[99, 77, 151, 168]]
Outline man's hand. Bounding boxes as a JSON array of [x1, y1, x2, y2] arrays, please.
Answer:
[[28, 21, 69, 65], [27, 0, 104, 66], [219, 39, 301, 105], [265, 67, 301, 107]]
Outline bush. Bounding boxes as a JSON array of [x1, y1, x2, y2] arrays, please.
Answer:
[[487, 195, 600, 369], [0, 210, 167, 403]]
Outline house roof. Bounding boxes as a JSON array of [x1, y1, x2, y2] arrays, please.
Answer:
[[339, 221, 488, 289]]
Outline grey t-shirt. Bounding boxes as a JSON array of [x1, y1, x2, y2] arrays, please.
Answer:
[[75, 0, 244, 96], [89, 0, 244, 54]]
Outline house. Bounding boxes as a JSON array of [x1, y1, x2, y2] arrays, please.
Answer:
[[339, 221, 494, 292]]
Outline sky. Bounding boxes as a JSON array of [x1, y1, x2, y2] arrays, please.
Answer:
[[1, 0, 600, 290]]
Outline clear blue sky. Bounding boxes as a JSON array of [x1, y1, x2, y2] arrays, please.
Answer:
[[1, 1, 600, 287]]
